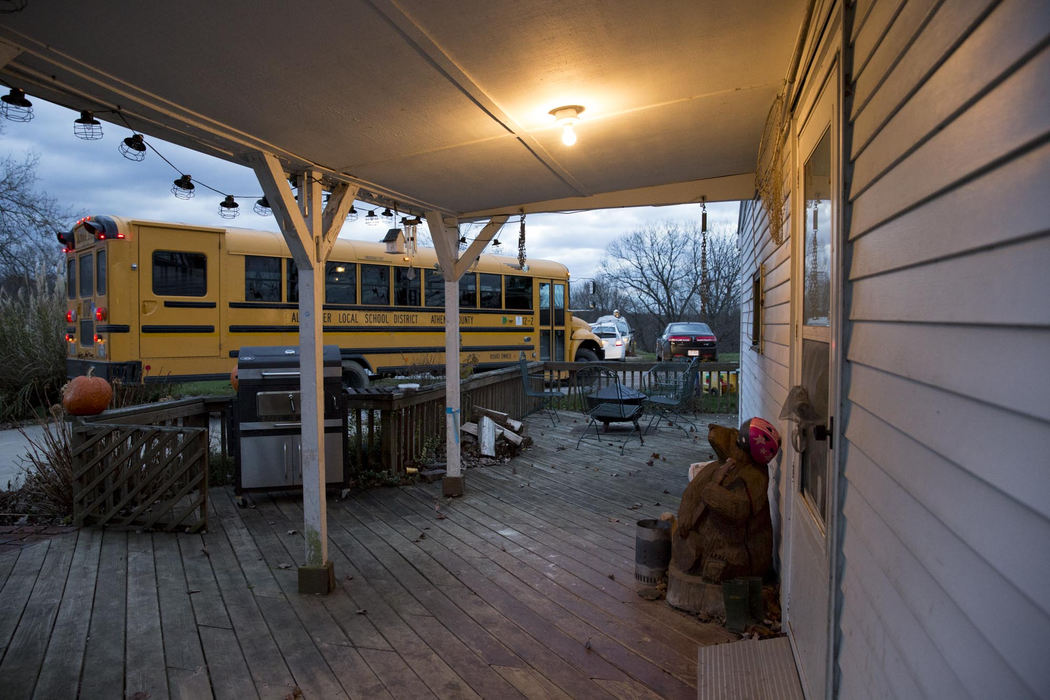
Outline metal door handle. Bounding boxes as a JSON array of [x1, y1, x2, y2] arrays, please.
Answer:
[[262, 370, 300, 377], [288, 393, 296, 413]]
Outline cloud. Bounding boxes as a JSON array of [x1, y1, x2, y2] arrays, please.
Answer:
[[5, 97, 741, 280]]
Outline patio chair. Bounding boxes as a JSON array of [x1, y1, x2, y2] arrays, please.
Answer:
[[575, 366, 645, 454], [642, 358, 700, 435], [519, 354, 563, 425]]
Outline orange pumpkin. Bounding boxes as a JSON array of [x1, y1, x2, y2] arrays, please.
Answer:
[[61, 368, 113, 416], [230, 365, 239, 392]]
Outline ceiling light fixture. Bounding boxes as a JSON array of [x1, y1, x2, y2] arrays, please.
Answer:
[[549, 104, 584, 146], [1, 88, 33, 122], [254, 197, 271, 216], [219, 195, 239, 219], [74, 110, 103, 140], [171, 174, 195, 199], [119, 133, 147, 161]]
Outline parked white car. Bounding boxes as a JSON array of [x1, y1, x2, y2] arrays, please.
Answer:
[[593, 313, 635, 355], [591, 323, 628, 360]]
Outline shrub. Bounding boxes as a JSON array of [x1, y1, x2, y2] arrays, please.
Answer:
[[0, 266, 66, 423], [0, 407, 75, 521]]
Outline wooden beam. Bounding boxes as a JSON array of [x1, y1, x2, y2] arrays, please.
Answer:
[[454, 215, 509, 280], [248, 152, 312, 267], [320, 182, 358, 261]]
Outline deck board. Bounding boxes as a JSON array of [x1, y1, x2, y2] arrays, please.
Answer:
[[0, 411, 761, 698]]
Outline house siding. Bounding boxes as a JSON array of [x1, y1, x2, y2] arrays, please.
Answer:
[[741, 0, 1050, 696], [841, 0, 1049, 697]]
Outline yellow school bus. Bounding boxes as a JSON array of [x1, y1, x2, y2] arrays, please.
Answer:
[[59, 216, 604, 386]]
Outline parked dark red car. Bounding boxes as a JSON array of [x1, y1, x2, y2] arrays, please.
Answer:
[[655, 322, 718, 361]]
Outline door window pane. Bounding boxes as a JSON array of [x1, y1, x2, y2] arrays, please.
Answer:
[[96, 250, 107, 295], [459, 273, 477, 308], [804, 129, 832, 326], [152, 251, 206, 296], [66, 258, 75, 298], [425, 269, 445, 307], [801, 338, 829, 523], [394, 267, 421, 306], [326, 261, 356, 304], [245, 255, 281, 301], [479, 273, 501, 308], [361, 264, 390, 305], [505, 275, 532, 309], [79, 253, 93, 297]]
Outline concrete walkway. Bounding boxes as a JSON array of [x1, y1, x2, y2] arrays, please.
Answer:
[[0, 423, 44, 491]]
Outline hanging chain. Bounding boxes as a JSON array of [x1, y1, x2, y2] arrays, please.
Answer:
[[517, 211, 527, 269]]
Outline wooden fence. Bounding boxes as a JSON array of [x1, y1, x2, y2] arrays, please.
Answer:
[[344, 361, 739, 476], [71, 398, 217, 532]]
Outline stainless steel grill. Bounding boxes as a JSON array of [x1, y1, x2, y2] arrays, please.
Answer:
[[233, 345, 347, 493]]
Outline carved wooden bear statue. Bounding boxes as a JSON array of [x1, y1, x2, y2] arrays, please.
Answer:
[[672, 418, 781, 583]]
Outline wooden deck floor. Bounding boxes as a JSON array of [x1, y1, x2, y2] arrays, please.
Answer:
[[0, 412, 738, 699]]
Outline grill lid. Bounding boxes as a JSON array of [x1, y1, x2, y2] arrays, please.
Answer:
[[237, 345, 342, 371]]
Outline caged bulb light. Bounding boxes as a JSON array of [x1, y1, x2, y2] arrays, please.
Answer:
[[365, 209, 380, 226], [253, 197, 271, 216], [171, 174, 195, 199], [0, 88, 33, 122], [346, 205, 358, 222], [119, 133, 147, 161], [218, 195, 240, 219], [549, 105, 584, 147], [74, 111, 103, 140]]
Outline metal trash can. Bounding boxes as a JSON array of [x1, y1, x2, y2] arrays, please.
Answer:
[[635, 518, 672, 584], [233, 345, 347, 494]]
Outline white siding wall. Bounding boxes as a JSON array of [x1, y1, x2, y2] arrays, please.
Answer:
[[739, 151, 793, 570], [740, 0, 1050, 696], [839, 0, 1050, 697]]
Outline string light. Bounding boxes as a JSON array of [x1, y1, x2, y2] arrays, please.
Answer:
[[381, 207, 394, 225], [171, 174, 195, 199], [365, 209, 380, 226], [119, 133, 147, 161], [347, 205, 358, 222], [219, 195, 240, 219], [73, 111, 103, 140], [253, 197, 271, 216], [0, 88, 33, 122]]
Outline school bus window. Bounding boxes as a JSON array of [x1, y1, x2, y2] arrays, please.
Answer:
[[96, 250, 107, 295], [286, 259, 298, 303], [459, 273, 477, 308], [394, 267, 421, 306], [245, 255, 280, 301], [361, 264, 389, 305], [505, 275, 532, 310], [152, 250, 206, 296], [79, 253, 93, 297], [479, 273, 501, 309], [424, 269, 444, 308], [66, 258, 76, 298], [326, 261, 356, 304]]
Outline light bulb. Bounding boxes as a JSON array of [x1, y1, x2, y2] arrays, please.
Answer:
[[561, 124, 577, 146]]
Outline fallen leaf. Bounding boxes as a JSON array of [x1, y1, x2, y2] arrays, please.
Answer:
[[607, 573, 615, 580], [356, 609, 367, 615], [287, 529, 297, 535], [277, 563, 291, 570], [187, 589, 200, 594], [645, 460, 654, 466], [585, 638, 592, 650], [663, 489, 670, 494]]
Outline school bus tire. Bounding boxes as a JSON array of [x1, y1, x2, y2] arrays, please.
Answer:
[[342, 362, 369, 389], [575, 347, 599, 363]]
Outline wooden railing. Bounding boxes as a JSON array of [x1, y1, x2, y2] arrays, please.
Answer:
[[344, 364, 527, 476], [343, 361, 739, 477], [71, 398, 217, 532]]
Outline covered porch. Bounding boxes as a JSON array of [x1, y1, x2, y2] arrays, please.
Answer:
[[0, 411, 785, 699]]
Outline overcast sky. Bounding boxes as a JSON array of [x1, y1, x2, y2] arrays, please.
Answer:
[[4, 97, 740, 281]]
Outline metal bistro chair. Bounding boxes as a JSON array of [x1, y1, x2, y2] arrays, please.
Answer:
[[575, 366, 645, 454], [519, 354, 563, 425], [642, 358, 700, 436]]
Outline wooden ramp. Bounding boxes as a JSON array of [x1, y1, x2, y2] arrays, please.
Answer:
[[0, 411, 769, 699], [698, 636, 804, 699]]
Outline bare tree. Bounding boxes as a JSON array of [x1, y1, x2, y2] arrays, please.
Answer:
[[0, 152, 74, 283], [599, 221, 705, 329]]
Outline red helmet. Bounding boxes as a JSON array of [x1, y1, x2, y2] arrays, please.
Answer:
[[737, 417, 781, 465]]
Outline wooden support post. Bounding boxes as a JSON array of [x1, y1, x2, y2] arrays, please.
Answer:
[[249, 152, 357, 594]]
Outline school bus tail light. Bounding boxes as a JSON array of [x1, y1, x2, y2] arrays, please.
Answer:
[[65, 334, 74, 343], [95, 307, 107, 321]]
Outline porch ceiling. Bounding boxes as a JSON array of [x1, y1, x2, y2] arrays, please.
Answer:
[[0, 0, 806, 217]]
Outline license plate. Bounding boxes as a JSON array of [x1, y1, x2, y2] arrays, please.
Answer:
[[688, 350, 700, 356]]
